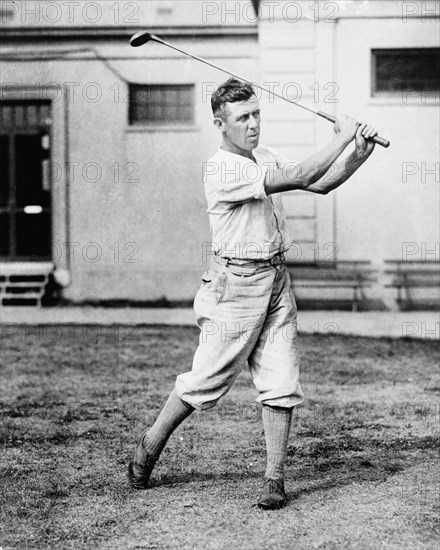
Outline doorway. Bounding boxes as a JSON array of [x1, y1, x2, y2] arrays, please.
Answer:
[[0, 101, 52, 261]]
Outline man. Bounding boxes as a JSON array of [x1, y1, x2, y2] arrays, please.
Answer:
[[128, 78, 377, 510]]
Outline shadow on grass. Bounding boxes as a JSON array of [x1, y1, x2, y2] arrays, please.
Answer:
[[147, 432, 438, 499]]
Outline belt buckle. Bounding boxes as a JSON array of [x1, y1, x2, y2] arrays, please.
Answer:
[[271, 253, 284, 266]]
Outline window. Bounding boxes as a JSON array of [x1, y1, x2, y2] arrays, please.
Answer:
[[129, 84, 194, 125], [372, 48, 440, 95]]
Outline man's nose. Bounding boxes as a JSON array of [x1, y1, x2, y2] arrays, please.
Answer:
[[248, 115, 258, 129]]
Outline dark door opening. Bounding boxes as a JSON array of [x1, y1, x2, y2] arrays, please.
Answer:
[[0, 101, 52, 261]]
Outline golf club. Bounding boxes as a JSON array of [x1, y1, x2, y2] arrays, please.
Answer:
[[130, 31, 390, 148]]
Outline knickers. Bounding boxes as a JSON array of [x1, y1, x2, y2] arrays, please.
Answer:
[[175, 256, 304, 410]]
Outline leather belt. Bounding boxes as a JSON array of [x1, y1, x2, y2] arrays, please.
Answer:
[[214, 252, 286, 268]]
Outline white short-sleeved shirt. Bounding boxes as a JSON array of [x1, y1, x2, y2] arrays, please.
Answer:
[[202, 145, 294, 260]]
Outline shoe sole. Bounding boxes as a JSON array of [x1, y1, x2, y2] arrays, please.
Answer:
[[257, 499, 286, 510], [127, 462, 150, 490]]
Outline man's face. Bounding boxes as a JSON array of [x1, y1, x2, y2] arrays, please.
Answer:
[[217, 95, 261, 154]]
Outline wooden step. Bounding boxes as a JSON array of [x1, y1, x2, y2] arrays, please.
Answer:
[[0, 263, 54, 307]]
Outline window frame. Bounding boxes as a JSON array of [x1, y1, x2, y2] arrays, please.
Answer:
[[128, 83, 196, 127], [371, 48, 440, 99]]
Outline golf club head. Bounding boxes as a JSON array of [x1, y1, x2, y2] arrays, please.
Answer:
[[130, 31, 160, 48]]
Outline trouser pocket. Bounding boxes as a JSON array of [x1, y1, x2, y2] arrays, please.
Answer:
[[200, 269, 227, 305], [226, 264, 258, 278]]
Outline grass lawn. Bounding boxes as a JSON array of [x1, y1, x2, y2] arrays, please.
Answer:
[[1, 325, 439, 550]]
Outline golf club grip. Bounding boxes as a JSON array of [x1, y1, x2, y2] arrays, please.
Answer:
[[318, 111, 390, 148]]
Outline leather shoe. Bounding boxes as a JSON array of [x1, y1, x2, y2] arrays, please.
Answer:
[[257, 478, 286, 510], [128, 433, 158, 490]]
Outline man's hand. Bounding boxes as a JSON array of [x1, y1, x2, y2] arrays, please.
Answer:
[[355, 122, 378, 158], [334, 115, 359, 144], [301, 120, 379, 196]]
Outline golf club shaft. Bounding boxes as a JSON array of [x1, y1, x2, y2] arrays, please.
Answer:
[[140, 34, 390, 148], [151, 37, 318, 116]]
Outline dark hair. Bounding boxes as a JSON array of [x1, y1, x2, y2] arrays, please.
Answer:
[[211, 77, 256, 119]]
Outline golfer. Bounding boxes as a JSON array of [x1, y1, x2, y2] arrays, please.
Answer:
[[128, 78, 377, 509]]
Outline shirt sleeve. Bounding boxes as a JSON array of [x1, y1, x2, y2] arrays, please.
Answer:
[[204, 156, 268, 205], [264, 146, 293, 170]]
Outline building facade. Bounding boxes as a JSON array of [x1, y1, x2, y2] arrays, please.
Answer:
[[1, 0, 439, 309]]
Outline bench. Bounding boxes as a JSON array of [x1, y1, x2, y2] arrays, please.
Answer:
[[286, 261, 376, 311], [385, 260, 440, 310]]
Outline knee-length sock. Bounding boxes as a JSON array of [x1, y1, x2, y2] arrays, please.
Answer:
[[262, 404, 293, 481], [140, 390, 194, 458]]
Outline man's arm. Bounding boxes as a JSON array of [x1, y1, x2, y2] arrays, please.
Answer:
[[264, 116, 375, 195], [305, 122, 378, 195]]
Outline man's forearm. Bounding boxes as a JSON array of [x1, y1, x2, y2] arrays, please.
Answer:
[[306, 151, 369, 195], [265, 135, 351, 195]]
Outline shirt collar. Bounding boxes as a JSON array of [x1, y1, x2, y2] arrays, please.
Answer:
[[218, 146, 260, 163]]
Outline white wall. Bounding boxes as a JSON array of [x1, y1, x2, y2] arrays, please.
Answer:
[[334, 16, 439, 306], [2, 0, 438, 307], [258, 0, 439, 308], [0, 0, 258, 28], [0, 34, 259, 302]]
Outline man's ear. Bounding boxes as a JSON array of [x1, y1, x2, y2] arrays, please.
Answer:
[[213, 117, 225, 132]]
